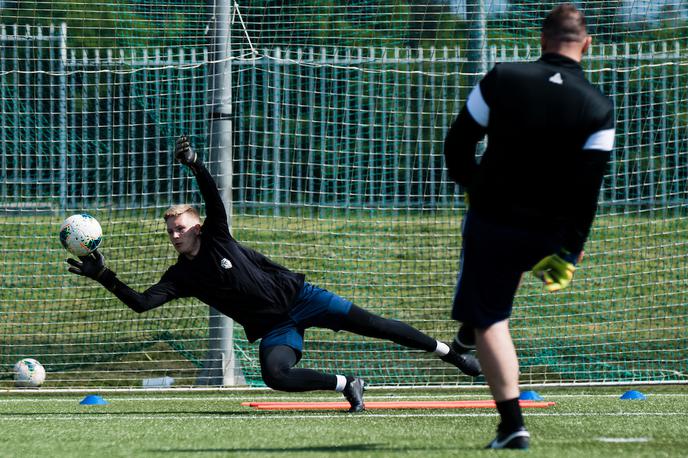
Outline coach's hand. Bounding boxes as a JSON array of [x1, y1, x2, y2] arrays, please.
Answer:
[[67, 250, 108, 281], [175, 136, 197, 166], [532, 251, 579, 292]]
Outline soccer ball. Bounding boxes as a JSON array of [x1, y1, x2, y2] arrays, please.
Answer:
[[14, 358, 46, 388], [60, 213, 103, 257]]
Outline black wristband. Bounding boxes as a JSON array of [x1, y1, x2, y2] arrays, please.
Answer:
[[188, 158, 203, 174], [97, 268, 118, 291]]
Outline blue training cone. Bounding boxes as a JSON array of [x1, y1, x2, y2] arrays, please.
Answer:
[[80, 394, 109, 405], [620, 390, 646, 400], [519, 390, 543, 401]]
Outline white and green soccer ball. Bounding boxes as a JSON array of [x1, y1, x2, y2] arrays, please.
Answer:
[[14, 358, 46, 388], [60, 213, 102, 257]]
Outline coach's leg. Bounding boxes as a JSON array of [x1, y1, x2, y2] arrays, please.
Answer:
[[339, 305, 481, 376], [476, 320, 519, 400], [453, 324, 476, 353], [476, 319, 529, 449]]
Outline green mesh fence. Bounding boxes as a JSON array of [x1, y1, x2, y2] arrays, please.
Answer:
[[0, 1, 687, 388]]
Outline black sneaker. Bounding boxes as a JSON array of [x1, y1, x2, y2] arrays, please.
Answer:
[[440, 348, 482, 377], [486, 427, 530, 449], [342, 378, 366, 412]]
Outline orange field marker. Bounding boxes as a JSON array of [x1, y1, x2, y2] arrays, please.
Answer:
[[241, 400, 555, 410]]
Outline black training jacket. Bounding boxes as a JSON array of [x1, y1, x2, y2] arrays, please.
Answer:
[[100, 162, 305, 342], [444, 53, 615, 254]]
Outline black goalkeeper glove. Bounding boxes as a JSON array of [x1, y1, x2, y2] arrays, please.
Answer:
[[66, 250, 113, 284], [174, 135, 198, 166]]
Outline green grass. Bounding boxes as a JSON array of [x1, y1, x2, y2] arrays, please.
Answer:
[[1, 386, 687, 457]]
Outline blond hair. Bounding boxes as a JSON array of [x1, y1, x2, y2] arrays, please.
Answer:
[[163, 204, 201, 222]]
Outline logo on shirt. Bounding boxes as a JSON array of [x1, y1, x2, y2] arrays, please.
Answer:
[[549, 72, 563, 85], [220, 258, 233, 269]]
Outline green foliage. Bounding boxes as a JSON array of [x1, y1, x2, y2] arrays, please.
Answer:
[[0, 0, 207, 49], [2, 0, 686, 50]]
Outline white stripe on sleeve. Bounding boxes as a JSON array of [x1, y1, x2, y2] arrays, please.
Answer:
[[583, 128, 615, 151], [466, 84, 490, 127]]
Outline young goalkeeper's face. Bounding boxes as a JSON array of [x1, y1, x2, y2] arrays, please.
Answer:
[[166, 213, 202, 258]]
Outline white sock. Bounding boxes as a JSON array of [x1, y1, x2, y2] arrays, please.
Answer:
[[434, 340, 450, 356], [335, 374, 347, 392]]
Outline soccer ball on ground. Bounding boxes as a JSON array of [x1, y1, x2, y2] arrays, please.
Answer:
[[14, 358, 46, 388], [60, 213, 103, 257]]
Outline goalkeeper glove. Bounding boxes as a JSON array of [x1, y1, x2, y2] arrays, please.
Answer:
[[532, 250, 579, 292], [174, 135, 197, 166], [67, 250, 111, 282]]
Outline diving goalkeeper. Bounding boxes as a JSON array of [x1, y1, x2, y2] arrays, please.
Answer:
[[66, 136, 481, 412], [443, 3, 614, 449]]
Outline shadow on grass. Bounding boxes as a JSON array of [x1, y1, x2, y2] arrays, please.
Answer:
[[147, 443, 459, 453]]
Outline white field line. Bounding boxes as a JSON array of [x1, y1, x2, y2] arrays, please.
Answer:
[[0, 393, 687, 402], [0, 412, 684, 421], [2, 381, 685, 394], [596, 437, 651, 443]]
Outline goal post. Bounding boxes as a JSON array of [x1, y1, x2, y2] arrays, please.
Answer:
[[0, 1, 687, 389], [196, 0, 244, 387]]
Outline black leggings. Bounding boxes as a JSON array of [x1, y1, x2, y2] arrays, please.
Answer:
[[259, 305, 437, 392]]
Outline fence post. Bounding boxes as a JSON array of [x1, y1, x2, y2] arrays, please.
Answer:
[[94, 49, 101, 204], [273, 47, 282, 216], [673, 41, 680, 213], [660, 41, 668, 208], [0, 25, 6, 201], [106, 49, 113, 207], [623, 42, 630, 206], [466, 0, 487, 85], [58, 23, 68, 211], [81, 49, 88, 204], [141, 49, 149, 207]]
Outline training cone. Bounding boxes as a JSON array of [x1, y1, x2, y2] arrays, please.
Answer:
[[620, 390, 646, 400], [519, 390, 543, 401], [79, 394, 109, 405]]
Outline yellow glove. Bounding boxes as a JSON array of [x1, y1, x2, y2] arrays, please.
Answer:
[[532, 252, 577, 292]]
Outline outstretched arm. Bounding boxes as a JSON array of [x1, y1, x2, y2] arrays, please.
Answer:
[[175, 136, 229, 235], [67, 251, 180, 313]]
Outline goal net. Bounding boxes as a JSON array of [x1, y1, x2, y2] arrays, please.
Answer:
[[0, 1, 686, 389]]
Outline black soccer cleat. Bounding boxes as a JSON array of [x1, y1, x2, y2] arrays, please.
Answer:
[[486, 427, 530, 450], [440, 347, 482, 377], [342, 378, 366, 413]]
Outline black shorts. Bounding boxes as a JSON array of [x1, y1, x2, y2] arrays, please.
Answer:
[[451, 210, 561, 328]]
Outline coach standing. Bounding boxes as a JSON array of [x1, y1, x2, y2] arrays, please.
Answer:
[[443, 4, 615, 449]]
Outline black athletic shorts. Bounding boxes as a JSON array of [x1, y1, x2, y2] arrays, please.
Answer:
[[451, 210, 561, 328]]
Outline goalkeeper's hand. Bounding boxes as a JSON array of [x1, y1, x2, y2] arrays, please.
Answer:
[[67, 250, 108, 281], [532, 250, 580, 292], [174, 135, 197, 166]]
